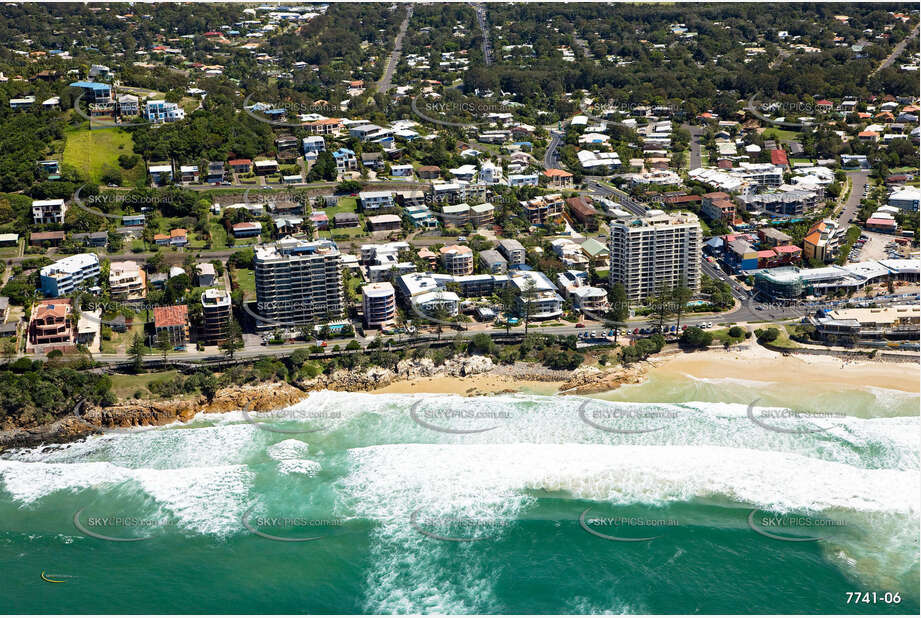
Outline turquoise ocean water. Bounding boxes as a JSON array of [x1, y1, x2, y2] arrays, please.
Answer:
[[1, 374, 918, 614]]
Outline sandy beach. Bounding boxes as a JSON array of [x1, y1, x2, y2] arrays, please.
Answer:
[[651, 344, 920, 393], [372, 373, 564, 396]]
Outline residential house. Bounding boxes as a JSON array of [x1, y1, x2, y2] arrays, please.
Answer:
[[145, 100, 185, 123], [153, 305, 189, 348], [32, 198, 66, 224], [232, 222, 263, 238], [30, 231, 65, 247], [109, 261, 146, 301], [543, 168, 574, 189], [566, 196, 598, 231]]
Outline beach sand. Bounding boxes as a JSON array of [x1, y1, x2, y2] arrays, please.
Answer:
[[651, 345, 920, 394], [372, 374, 564, 396]]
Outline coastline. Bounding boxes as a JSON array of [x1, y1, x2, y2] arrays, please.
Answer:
[[649, 344, 920, 394], [2, 345, 917, 450]]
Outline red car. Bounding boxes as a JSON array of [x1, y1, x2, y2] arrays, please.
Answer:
[[576, 322, 586, 328]]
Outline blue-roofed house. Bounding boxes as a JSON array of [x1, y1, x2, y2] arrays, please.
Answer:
[[69, 81, 112, 104]]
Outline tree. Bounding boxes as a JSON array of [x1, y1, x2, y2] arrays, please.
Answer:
[[646, 285, 674, 332], [128, 333, 146, 373], [1, 339, 16, 364], [521, 278, 537, 335], [220, 320, 244, 360], [156, 330, 172, 363], [680, 326, 713, 348], [671, 286, 693, 332], [200, 374, 218, 403], [499, 284, 517, 335], [608, 283, 629, 343]]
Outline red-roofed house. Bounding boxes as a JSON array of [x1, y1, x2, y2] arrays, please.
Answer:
[[866, 217, 897, 233], [153, 305, 189, 348], [815, 99, 833, 112], [543, 168, 574, 189], [770, 149, 789, 167], [229, 158, 252, 173], [28, 298, 74, 351]]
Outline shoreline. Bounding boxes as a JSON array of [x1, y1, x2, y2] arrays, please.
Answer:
[[2, 346, 917, 450], [650, 344, 920, 394]]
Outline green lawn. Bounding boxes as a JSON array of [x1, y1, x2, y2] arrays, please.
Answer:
[[233, 267, 255, 298], [324, 197, 359, 216], [109, 370, 179, 399], [209, 222, 229, 249], [762, 128, 801, 141], [62, 126, 145, 185]]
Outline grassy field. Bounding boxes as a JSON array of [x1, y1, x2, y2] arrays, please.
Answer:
[[62, 126, 146, 185], [233, 267, 255, 298], [762, 128, 801, 141], [108, 370, 179, 399]]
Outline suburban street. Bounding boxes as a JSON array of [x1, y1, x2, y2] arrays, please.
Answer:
[[374, 4, 412, 95], [871, 22, 919, 76], [543, 130, 564, 169], [682, 123, 705, 169]]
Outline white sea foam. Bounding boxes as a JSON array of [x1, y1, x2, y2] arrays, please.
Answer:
[[0, 460, 252, 535], [266, 439, 310, 461], [342, 441, 919, 613], [275, 459, 322, 476], [343, 443, 918, 516]]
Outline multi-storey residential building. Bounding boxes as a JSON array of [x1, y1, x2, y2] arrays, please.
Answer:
[[470, 203, 495, 227], [362, 282, 396, 329], [40, 253, 101, 297], [441, 203, 471, 227], [556, 270, 609, 313], [508, 173, 539, 187], [510, 271, 564, 319], [333, 148, 358, 173], [479, 249, 508, 274], [739, 190, 819, 216], [254, 238, 344, 330], [145, 100, 185, 123], [803, 219, 845, 263], [359, 191, 395, 211], [497, 239, 526, 266], [701, 192, 736, 224], [32, 198, 66, 224], [520, 194, 565, 225], [200, 288, 232, 345], [29, 298, 74, 349], [153, 305, 189, 348], [608, 210, 702, 303], [109, 260, 146, 301], [440, 245, 474, 276]]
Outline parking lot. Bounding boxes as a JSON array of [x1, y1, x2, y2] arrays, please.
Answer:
[[850, 231, 905, 262]]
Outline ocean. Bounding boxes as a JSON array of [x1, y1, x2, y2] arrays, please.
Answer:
[[1, 373, 918, 614]]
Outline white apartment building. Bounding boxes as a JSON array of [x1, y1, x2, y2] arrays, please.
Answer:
[[608, 210, 702, 303], [362, 282, 396, 329], [39, 253, 100, 297], [510, 271, 563, 320], [32, 198, 66, 224], [254, 237, 344, 330], [109, 260, 146, 300], [359, 191, 395, 211]]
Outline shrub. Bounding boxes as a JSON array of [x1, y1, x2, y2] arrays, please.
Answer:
[[680, 327, 713, 348], [755, 327, 780, 343], [728, 326, 745, 338]]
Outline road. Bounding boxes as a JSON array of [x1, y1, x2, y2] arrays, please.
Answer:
[[543, 130, 564, 169], [871, 22, 919, 76], [837, 171, 870, 228], [472, 3, 492, 66], [374, 5, 412, 95], [681, 123, 705, 170]]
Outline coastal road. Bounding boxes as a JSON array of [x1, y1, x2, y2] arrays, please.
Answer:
[[375, 4, 412, 95], [871, 22, 919, 76]]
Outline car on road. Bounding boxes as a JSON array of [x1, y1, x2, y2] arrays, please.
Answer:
[[590, 331, 597, 338], [576, 322, 586, 328]]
